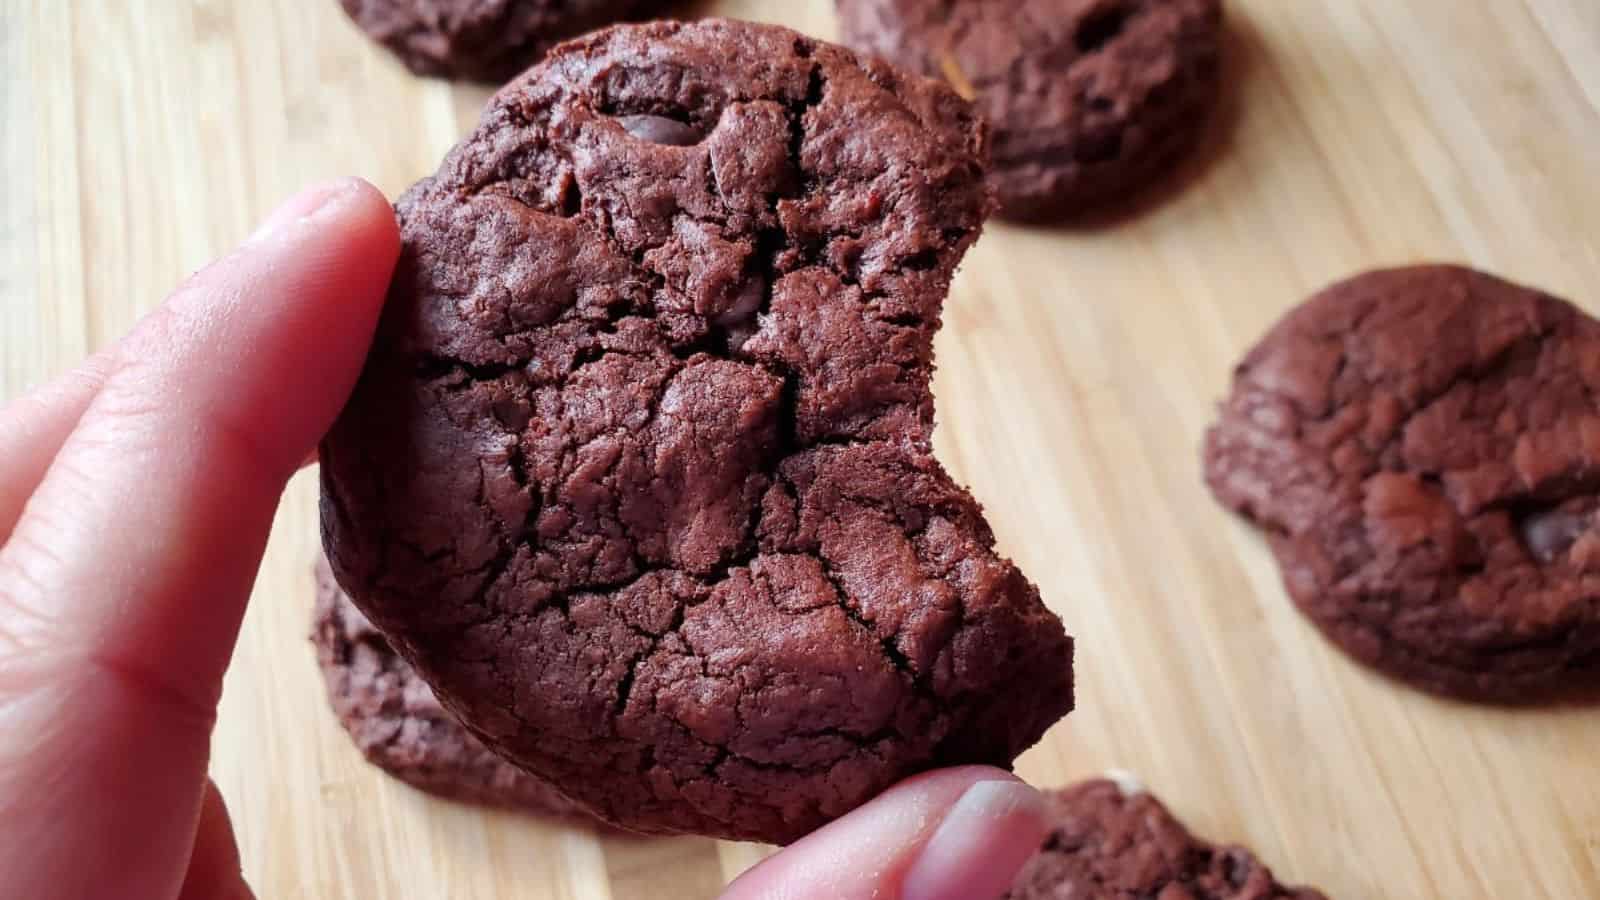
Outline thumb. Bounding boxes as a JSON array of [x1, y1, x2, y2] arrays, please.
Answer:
[[721, 767, 1049, 900], [0, 177, 398, 900]]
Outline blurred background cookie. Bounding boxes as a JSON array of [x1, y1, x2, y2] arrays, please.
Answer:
[[1008, 776, 1327, 899], [338, 0, 655, 82], [837, 0, 1223, 221], [1206, 265, 1600, 701]]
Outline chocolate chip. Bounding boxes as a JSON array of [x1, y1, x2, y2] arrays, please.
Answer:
[[617, 114, 704, 146], [714, 275, 765, 326], [1520, 508, 1590, 563], [1222, 849, 1253, 887], [492, 398, 533, 431]]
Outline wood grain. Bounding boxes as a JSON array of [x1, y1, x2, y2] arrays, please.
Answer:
[[4, 1, 1598, 897]]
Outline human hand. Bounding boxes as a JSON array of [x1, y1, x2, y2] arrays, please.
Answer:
[[0, 179, 1049, 900], [720, 767, 1049, 900], [0, 178, 400, 899]]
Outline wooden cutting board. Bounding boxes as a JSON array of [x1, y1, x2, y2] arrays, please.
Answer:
[[5, 1, 1599, 896]]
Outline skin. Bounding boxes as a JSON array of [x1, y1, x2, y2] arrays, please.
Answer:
[[0, 178, 1049, 900]]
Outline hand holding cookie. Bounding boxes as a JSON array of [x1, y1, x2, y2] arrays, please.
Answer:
[[0, 178, 400, 899], [0, 178, 1054, 900]]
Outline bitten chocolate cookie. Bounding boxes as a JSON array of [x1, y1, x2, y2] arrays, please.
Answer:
[[320, 19, 1074, 843], [313, 557, 588, 815], [338, 0, 649, 82], [836, 0, 1223, 220], [1008, 776, 1327, 899], [1206, 265, 1600, 700]]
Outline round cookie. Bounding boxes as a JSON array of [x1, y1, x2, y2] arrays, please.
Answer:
[[338, 0, 650, 82], [1007, 777, 1327, 899], [313, 557, 589, 815], [1205, 265, 1600, 700], [836, 0, 1224, 220], [319, 19, 1075, 843]]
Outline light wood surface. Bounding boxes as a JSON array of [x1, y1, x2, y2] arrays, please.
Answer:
[[5, 1, 1599, 897]]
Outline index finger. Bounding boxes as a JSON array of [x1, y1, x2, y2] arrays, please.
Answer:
[[0, 177, 398, 900], [0, 354, 112, 541]]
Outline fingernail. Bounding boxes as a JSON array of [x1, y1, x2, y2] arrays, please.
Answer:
[[900, 780, 1049, 900], [246, 177, 363, 244]]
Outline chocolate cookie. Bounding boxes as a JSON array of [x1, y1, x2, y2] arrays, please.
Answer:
[[1008, 776, 1327, 899], [338, 0, 649, 82], [836, 0, 1224, 220], [319, 19, 1074, 843], [1206, 265, 1600, 700], [313, 557, 588, 815]]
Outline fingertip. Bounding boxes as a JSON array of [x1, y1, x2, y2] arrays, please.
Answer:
[[112, 178, 401, 486], [899, 778, 1048, 900], [231, 176, 400, 327], [311, 177, 401, 261], [721, 767, 1042, 900], [248, 176, 397, 251], [265, 176, 401, 313]]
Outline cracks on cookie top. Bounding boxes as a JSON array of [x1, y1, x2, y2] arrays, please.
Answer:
[[469, 570, 909, 803], [468, 25, 977, 329], [407, 530, 1000, 835], [415, 354, 524, 386], [338, 21, 1055, 836], [786, 62, 826, 197], [610, 636, 650, 720], [429, 62, 983, 471], [764, 454, 973, 686], [1225, 294, 1565, 538], [440, 496, 949, 735], [413, 45, 960, 590], [813, 550, 918, 678]]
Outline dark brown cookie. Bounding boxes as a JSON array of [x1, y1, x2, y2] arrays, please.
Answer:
[[1205, 265, 1600, 700], [313, 557, 589, 815], [338, 0, 650, 82], [1007, 776, 1328, 899], [836, 0, 1224, 220], [319, 19, 1074, 843]]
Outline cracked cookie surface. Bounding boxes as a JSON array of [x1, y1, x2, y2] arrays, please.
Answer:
[[320, 18, 1074, 842], [339, 0, 651, 82], [313, 557, 590, 816], [1205, 265, 1600, 700], [1007, 778, 1327, 899], [836, 0, 1223, 220]]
